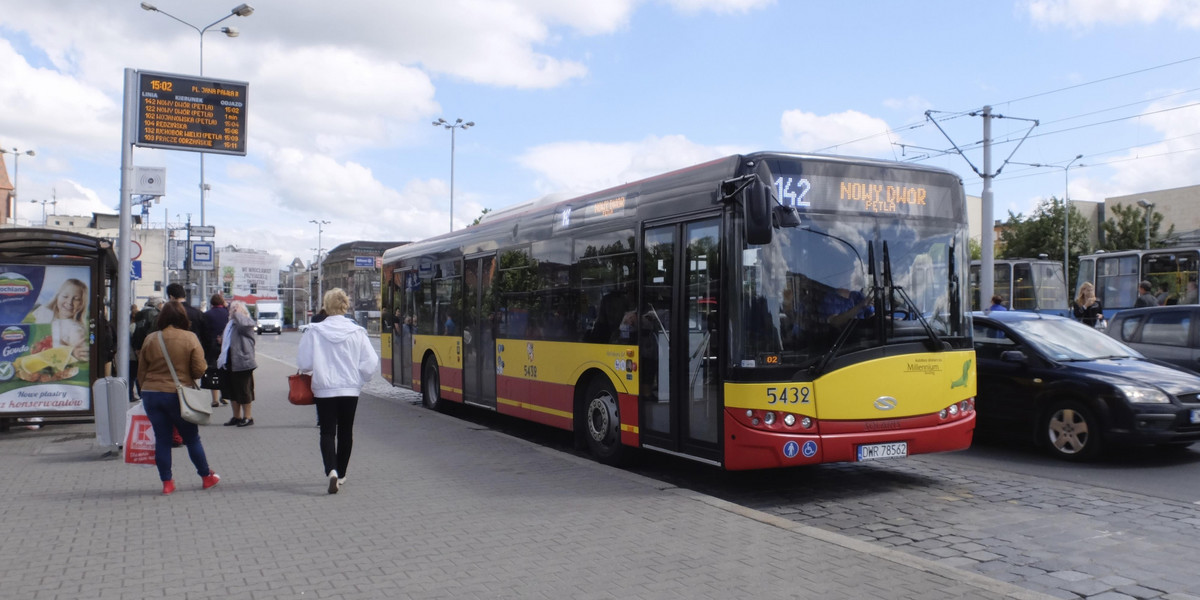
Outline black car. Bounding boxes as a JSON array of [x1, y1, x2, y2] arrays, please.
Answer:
[[972, 310, 1200, 460], [1106, 305, 1200, 374]]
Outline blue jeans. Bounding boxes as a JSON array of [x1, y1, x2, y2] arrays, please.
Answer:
[[142, 391, 211, 483]]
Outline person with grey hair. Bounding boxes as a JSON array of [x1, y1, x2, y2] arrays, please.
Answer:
[[217, 300, 257, 426], [1134, 280, 1158, 308], [297, 288, 378, 494]]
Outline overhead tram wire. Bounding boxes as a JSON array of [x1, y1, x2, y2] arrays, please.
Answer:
[[993, 54, 1200, 108], [893, 55, 1200, 166], [815, 55, 1200, 164], [911, 101, 1200, 163]]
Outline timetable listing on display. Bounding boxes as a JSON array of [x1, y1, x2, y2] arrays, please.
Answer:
[[135, 71, 249, 156]]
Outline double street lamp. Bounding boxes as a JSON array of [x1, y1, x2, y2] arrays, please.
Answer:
[[1, 147, 35, 224], [432, 118, 474, 232], [1138, 199, 1155, 250], [1016, 155, 1084, 307], [141, 2, 253, 296], [29, 198, 56, 225]]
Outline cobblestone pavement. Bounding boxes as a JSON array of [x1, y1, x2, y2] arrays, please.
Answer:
[[638, 450, 1200, 600], [0, 352, 1052, 600]]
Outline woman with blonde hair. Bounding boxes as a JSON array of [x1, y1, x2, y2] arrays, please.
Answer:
[[297, 288, 378, 494], [1072, 282, 1103, 327]]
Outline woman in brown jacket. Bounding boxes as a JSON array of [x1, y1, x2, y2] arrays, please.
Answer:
[[137, 300, 221, 495]]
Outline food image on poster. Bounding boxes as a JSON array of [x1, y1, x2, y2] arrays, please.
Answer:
[[0, 264, 92, 413], [14, 346, 78, 383]]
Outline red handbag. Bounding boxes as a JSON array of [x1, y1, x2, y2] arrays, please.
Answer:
[[287, 372, 314, 405]]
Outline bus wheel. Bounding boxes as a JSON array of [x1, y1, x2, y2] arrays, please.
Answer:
[[1042, 400, 1102, 461], [582, 378, 624, 465], [422, 359, 443, 411]]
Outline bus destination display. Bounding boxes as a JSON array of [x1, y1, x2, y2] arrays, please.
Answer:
[[136, 71, 248, 156]]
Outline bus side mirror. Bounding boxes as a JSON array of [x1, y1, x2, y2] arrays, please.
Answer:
[[744, 178, 773, 245]]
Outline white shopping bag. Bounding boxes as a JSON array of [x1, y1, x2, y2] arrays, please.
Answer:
[[123, 402, 156, 466]]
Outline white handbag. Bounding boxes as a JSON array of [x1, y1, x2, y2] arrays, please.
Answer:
[[155, 332, 213, 425]]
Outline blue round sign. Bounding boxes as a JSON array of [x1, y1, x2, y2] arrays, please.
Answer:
[[802, 440, 818, 458], [782, 441, 799, 458]]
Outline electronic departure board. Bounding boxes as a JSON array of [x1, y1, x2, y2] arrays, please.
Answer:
[[136, 71, 249, 156]]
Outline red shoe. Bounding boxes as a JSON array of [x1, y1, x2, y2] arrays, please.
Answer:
[[162, 480, 176, 495], [202, 472, 221, 490]]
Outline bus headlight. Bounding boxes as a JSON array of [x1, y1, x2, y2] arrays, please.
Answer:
[[783, 414, 796, 427], [948, 404, 959, 416], [800, 417, 812, 429], [763, 412, 776, 425]]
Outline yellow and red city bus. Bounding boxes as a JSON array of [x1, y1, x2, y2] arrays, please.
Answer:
[[381, 152, 975, 469]]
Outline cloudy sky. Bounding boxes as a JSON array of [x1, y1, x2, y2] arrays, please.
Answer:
[[2, 0, 1199, 266]]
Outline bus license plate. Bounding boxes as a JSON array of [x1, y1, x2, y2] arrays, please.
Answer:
[[1191, 409, 1200, 424], [857, 442, 908, 461]]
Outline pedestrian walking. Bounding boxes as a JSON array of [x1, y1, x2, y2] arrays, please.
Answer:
[[136, 301, 220, 495], [297, 289, 378, 494], [217, 300, 257, 427], [203, 294, 230, 407]]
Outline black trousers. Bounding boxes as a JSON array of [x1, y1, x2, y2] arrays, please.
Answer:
[[315, 396, 358, 478]]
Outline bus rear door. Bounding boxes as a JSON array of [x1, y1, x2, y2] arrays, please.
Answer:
[[463, 253, 497, 408]]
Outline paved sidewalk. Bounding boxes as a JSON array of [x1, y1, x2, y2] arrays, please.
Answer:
[[0, 354, 1053, 600]]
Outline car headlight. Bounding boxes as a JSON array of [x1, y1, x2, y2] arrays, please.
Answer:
[[1116, 383, 1171, 404]]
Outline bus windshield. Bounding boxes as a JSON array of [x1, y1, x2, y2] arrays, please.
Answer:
[[737, 211, 970, 370]]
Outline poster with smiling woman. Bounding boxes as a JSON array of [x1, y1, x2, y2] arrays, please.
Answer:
[[0, 264, 93, 413]]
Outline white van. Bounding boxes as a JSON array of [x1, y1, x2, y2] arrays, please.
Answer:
[[254, 301, 284, 335]]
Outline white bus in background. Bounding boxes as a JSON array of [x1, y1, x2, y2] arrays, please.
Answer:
[[970, 257, 1068, 316]]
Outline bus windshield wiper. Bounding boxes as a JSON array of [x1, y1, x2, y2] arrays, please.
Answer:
[[883, 241, 946, 351], [812, 243, 879, 376]]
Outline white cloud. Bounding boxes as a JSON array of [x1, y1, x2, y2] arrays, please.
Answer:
[[516, 135, 746, 195], [1106, 98, 1200, 194], [780, 109, 897, 157], [665, 0, 777, 15], [1024, 0, 1200, 29], [0, 39, 118, 152]]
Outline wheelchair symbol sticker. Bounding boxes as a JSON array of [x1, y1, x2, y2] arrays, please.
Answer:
[[802, 441, 818, 458]]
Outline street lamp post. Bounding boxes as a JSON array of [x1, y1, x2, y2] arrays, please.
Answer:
[[1138, 199, 1154, 250], [310, 219, 329, 303], [141, 2, 253, 297], [29, 198, 56, 225], [1, 147, 35, 224], [432, 118, 474, 232], [1016, 155, 1084, 308]]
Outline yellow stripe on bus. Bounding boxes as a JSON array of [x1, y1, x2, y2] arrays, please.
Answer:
[[497, 397, 572, 419]]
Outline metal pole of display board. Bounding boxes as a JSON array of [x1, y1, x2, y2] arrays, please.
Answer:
[[117, 69, 135, 384]]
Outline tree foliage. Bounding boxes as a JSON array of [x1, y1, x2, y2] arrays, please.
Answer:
[[1100, 202, 1172, 251], [996, 197, 1092, 285]]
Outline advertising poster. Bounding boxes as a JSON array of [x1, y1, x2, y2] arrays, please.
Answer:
[[223, 250, 279, 304], [0, 264, 93, 413]]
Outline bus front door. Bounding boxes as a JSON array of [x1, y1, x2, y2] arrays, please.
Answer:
[[463, 254, 497, 408], [640, 218, 721, 463]]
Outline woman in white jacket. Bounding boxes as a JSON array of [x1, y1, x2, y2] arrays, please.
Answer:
[[297, 288, 379, 494]]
